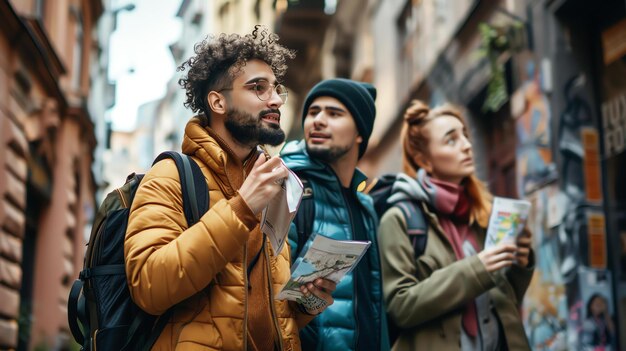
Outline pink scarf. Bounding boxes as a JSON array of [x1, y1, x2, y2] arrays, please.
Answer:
[[423, 176, 480, 337]]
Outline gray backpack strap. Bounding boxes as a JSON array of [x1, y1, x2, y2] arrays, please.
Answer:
[[393, 200, 428, 256]]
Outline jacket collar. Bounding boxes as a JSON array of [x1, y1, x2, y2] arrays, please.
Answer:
[[281, 139, 368, 192], [181, 117, 259, 196]]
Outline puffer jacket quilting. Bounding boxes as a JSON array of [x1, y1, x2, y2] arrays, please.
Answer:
[[281, 139, 389, 351], [125, 118, 303, 350]]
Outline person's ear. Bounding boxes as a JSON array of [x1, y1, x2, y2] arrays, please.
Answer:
[[207, 91, 227, 115], [414, 152, 432, 173], [356, 135, 363, 145]]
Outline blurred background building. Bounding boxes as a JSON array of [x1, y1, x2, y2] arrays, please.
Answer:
[[0, 0, 107, 349], [1, 0, 625, 349]]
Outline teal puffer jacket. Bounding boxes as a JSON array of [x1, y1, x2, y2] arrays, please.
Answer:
[[281, 140, 390, 351]]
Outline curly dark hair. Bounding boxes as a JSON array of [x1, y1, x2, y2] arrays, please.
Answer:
[[177, 25, 295, 125]]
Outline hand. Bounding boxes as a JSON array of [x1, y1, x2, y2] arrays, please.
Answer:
[[238, 156, 289, 214], [477, 243, 517, 272], [514, 228, 532, 268], [298, 278, 336, 315]]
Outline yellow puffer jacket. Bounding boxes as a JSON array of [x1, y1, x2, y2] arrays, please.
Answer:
[[125, 118, 307, 350]]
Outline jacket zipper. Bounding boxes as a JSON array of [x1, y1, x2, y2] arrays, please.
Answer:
[[360, 199, 382, 350], [242, 166, 249, 351], [340, 188, 360, 349], [242, 150, 268, 350], [265, 241, 284, 351], [243, 243, 249, 350]]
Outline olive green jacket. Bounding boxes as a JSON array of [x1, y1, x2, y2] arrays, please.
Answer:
[[378, 204, 533, 350]]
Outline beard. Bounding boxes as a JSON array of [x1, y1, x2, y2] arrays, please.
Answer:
[[224, 108, 285, 147], [305, 143, 351, 163]]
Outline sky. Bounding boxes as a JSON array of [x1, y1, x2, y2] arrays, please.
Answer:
[[107, 0, 183, 131]]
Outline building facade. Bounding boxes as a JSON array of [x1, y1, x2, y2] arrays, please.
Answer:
[[0, 0, 105, 349], [282, 0, 626, 349]]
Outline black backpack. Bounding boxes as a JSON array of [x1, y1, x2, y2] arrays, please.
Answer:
[[368, 173, 429, 345], [294, 174, 428, 257], [367, 173, 428, 255], [68, 151, 209, 351]]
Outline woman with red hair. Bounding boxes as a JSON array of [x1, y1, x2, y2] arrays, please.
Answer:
[[378, 100, 534, 350]]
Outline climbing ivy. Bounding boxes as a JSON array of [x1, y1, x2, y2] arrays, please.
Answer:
[[477, 22, 524, 113]]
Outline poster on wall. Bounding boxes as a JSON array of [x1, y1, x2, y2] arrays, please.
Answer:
[[600, 17, 626, 204], [587, 211, 607, 270], [600, 15, 626, 351], [578, 266, 617, 350], [581, 128, 603, 204], [528, 188, 566, 284], [546, 184, 567, 228], [515, 62, 558, 196], [524, 277, 569, 350], [522, 189, 569, 350]]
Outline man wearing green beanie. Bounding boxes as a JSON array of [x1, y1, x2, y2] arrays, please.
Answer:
[[281, 78, 390, 351]]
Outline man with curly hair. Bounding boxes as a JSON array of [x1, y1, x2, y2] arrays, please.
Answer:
[[125, 26, 335, 350]]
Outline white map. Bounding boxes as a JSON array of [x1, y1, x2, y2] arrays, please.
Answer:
[[276, 233, 371, 301], [485, 197, 531, 249]]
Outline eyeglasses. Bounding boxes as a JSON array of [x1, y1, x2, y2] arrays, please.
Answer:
[[219, 79, 288, 103]]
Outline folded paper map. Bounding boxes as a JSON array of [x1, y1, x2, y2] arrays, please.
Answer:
[[276, 233, 371, 302], [485, 197, 531, 249]]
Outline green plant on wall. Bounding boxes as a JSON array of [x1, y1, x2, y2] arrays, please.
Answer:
[[478, 21, 525, 113]]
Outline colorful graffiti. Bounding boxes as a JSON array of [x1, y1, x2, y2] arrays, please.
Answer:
[[516, 62, 558, 196], [520, 67, 617, 350], [522, 186, 570, 350]]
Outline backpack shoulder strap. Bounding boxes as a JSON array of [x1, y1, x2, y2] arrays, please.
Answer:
[[153, 151, 209, 225], [393, 200, 428, 257], [132, 152, 208, 350], [68, 279, 85, 345], [294, 177, 314, 257]]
